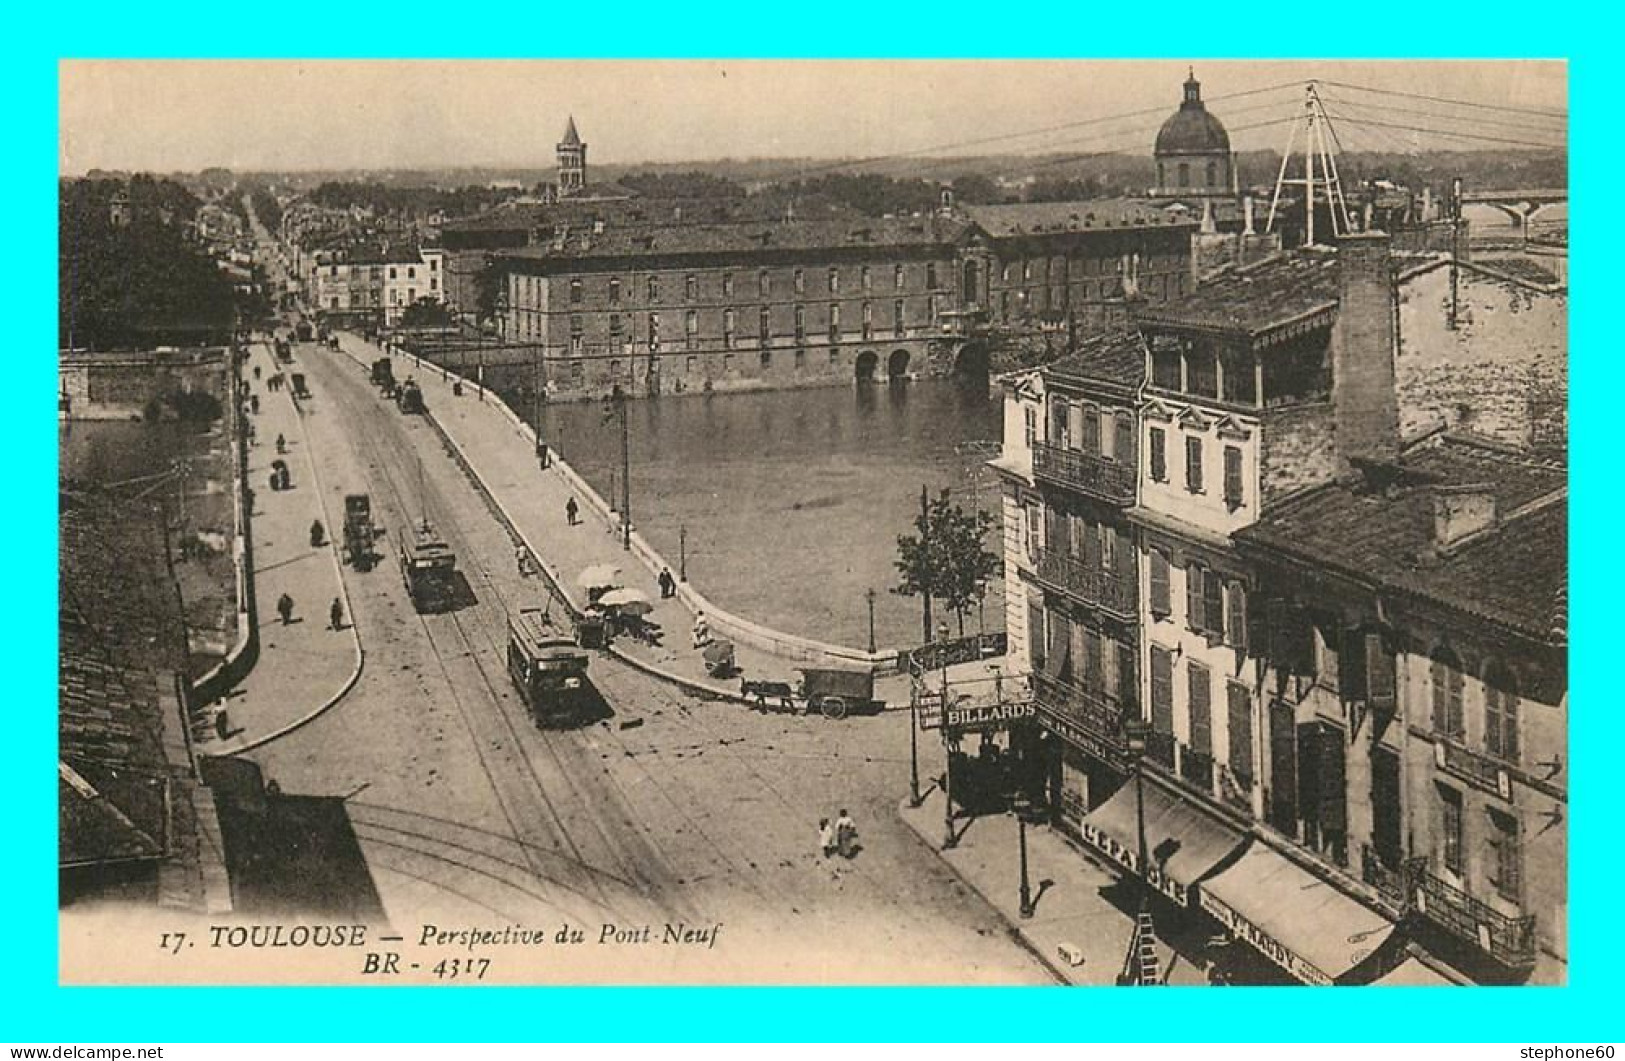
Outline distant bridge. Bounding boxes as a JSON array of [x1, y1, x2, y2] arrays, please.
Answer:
[[1460, 188, 1568, 241]]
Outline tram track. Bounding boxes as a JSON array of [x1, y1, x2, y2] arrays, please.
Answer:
[[305, 346, 696, 925]]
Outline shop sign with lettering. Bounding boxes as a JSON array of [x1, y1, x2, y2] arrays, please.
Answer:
[[944, 701, 1034, 734], [1199, 892, 1332, 986], [1078, 822, 1188, 906]]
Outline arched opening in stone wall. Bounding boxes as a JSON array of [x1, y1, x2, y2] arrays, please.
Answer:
[[855, 350, 878, 383], [888, 349, 911, 381]]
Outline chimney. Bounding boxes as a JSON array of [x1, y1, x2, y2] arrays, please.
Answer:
[[1331, 231, 1401, 469], [1431, 483, 1498, 552]]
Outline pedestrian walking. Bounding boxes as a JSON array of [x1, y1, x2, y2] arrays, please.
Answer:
[[329, 597, 344, 631], [565, 497, 580, 526], [658, 567, 676, 599], [836, 809, 858, 859], [819, 818, 836, 859], [276, 434, 286, 454], [253, 365, 262, 381], [310, 519, 325, 547], [691, 610, 712, 649], [276, 593, 294, 625]]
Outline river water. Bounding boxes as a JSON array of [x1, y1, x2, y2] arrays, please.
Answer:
[[509, 379, 1007, 651]]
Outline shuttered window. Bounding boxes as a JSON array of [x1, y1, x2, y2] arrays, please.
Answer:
[[1115, 415, 1136, 466], [1083, 629, 1103, 693], [1185, 435, 1204, 493], [1149, 427, 1167, 482], [1268, 700, 1297, 832], [1440, 784, 1464, 876], [1227, 681, 1253, 785], [1226, 582, 1248, 652], [1223, 445, 1244, 509], [1082, 407, 1101, 454], [1046, 611, 1073, 682], [1150, 645, 1175, 737], [1367, 633, 1397, 714], [1485, 662, 1521, 763], [1432, 652, 1465, 739], [1186, 561, 1205, 632], [1204, 570, 1225, 637], [1189, 662, 1212, 755], [1117, 642, 1138, 713], [1149, 550, 1172, 617], [1487, 808, 1522, 902], [1027, 596, 1046, 671]]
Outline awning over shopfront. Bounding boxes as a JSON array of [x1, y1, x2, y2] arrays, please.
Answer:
[[1199, 842, 1395, 986], [1078, 776, 1247, 906], [1372, 957, 1460, 986]]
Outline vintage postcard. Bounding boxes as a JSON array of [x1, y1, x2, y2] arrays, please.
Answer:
[[57, 59, 1566, 986]]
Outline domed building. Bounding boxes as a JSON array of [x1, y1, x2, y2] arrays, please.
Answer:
[[1152, 70, 1235, 199]]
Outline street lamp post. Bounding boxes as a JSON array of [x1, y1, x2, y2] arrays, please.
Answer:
[[975, 577, 987, 647], [1016, 796, 1035, 919], [679, 525, 688, 582], [941, 661, 957, 850], [1123, 717, 1155, 909], [865, 588, 877, 655]]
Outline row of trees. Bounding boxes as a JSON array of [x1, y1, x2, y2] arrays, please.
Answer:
[[309, 181, 510, 220]]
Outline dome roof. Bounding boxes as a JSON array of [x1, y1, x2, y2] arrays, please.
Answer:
[[1155, 73, 1231, 156]]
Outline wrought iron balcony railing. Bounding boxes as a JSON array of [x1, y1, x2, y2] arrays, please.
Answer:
[[1031, 547, 1138, 620], [1032, 671, 1130, 745], [1031, 441, 1137, 505], [1404, 856, 1538, 970]]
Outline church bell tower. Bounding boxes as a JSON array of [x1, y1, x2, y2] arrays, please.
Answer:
[[557, 116, 587, 195]]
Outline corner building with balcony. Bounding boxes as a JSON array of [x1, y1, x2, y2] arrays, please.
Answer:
[[995, 229, 1565, 984]]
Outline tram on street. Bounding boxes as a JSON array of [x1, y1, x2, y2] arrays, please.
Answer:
[[397, 379, 425, 414], [507, 607, 596, 728], [398, 520, 457, 612]]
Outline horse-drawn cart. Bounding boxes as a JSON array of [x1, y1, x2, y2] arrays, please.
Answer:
[[742, 666, 880, 720]]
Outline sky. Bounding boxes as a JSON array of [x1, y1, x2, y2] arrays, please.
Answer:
[[58, 60, 1567, 175]]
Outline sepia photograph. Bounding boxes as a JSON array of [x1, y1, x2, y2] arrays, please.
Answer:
[[56, 58, 1568, 989]]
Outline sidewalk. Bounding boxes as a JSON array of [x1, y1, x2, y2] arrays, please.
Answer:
[[343, 335, 809, 696], [898, 789, 1212, 986], [197, 340, 362, 753]]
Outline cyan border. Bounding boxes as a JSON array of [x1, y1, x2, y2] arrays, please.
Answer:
[[13, 10, 1600, 1041]]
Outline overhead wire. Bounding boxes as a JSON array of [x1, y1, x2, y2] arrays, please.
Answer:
[[1319, 93, 1567, 138], [1314, 77, 1567, 119], [1319, 110, 1565, 153]]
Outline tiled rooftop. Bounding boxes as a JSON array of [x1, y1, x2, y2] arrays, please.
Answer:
[[1134, 247, 1342, 336], [1042, 327, 1148, 392], [961, 199, 1195, 236], [502, 214, 971, 265], [1238, 435, 1567, 645]]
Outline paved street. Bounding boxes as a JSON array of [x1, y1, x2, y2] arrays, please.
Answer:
[[245, 339, 1054, 983]]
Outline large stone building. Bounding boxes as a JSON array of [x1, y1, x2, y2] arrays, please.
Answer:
[[492, 203, 1196, 400], [993, 230, 1567, 985], [1151, 71, 1236, 201]]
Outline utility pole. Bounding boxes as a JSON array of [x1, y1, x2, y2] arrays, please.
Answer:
[[615, 383, 631, 550], [920, 484, 934, 647]]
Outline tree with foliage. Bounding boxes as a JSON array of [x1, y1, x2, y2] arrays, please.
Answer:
[[399, 298, 455, 328], [894, 488, 1002, 643], [618, 171, 745, 200]]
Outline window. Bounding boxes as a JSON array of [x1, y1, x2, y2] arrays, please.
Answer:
[[648, 313, 661, 350], [1150, 644, 1175, 737], [794, 305, 806, 341], [1204, 569, 1225, 638], [389, 267, 398, 280], [571, 335, 583, 356], [760, 349, 772, 368], [1149, 427, 1168, 482], [1227, 681, 1254, 785], [1022, 260, 1033, 282], [1186, 561, 1205, 631], [1000, 291, 1010, 319], [1081, 407, 1101, 454], [1187, 345, 1218, 398], [1432, 649, 1465, 740], [1485, 662, 1521, 763], [1023, 407, 1037, 448], [1189, 661, 1212, 755], [685, 274, 698, 301], [894, 264, 906, 290], [648, 275, 660, 302], [928, 294, 940, 323], [685, 309, 698, 350], [685, 356, 697, 374], [570, 360, 584, 384], [1178, 161, 1190, 187], [608, 278, 621, 305], [828, 304, 841, 342], [1315, 626, 1341, 692], [893, 299, 905, 337], [1024, 501, 1041, 559], [723, 309, 736, 349], [569, 315, 583, 336], [829, 348, 840, 366], [1223, 445, 1244, 509], [723, 354, 734, 373], [759, 269, 771, 297], [1149, 550, 1172, 617], [1487, 809, 1522, 902], [861, 266, 872, 292], [1225, 582, 1247, 652], [1185, 435, 1205, 493], [828, 268, 840, 294], [407, 267, 416, 280], [926, 262, 938, 289], [609, 359, 622, 379], [723, 273, 734, 297], [861, 301, 874, 341], [429, 258, 438, 272], [1206, 160, 1218, 187], [794, 269, 805, 294], [1152, 344, 1182, 390], [1439, 784, 1464, 876], [1114, 415, 1134, 465], [569, 278, 582, 303], [795, 348, 806, 369], [759, 306, 771, 343], [609, 314, 623, 335]]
